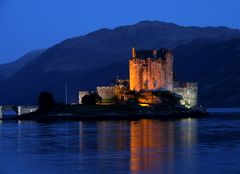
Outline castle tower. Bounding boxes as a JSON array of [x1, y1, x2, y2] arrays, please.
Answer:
[[132, 47, 136, 58], [164, 50, 174, 91], [129, 48, 173, 92]]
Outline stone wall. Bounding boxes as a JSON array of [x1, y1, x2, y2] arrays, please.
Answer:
[[173, 83, 198, 107], [129, 49, 173, 92], [97, 86, 114, 101]]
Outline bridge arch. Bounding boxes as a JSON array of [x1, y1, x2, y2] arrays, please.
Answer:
[[0, 106, 38, 119], [0, 106, 18, 119]]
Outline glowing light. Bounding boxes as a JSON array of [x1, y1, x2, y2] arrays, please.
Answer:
[[180, 100, 185, 105], [180, 99, 191, 108], [139, 103, 150, 107]]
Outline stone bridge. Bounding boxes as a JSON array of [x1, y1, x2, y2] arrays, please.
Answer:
[[0, 105, 38, 119]]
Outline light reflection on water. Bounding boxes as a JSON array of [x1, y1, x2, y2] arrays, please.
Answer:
[[0, 115, 239, 174]]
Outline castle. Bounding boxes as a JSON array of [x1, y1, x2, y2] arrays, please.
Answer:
[[79, 48, 198, 108], [129, 48, 173, 91]]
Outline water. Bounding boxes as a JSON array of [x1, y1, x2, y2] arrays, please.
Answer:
[[0, 114, 240, 173], [207, 108, 240, 113]]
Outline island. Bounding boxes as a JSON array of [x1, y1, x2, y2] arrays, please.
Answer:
[[2, 48, 208, 121]]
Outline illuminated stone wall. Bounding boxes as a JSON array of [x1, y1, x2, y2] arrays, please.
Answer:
[[97, 86, 114, 101], [173, 83, 198, 107], [129, 49, 173, 92]]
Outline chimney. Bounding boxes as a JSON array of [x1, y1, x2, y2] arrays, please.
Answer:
[[132, 47, 136, 58]]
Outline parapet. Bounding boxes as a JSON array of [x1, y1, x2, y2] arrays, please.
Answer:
[[132, 48, 173, 60]]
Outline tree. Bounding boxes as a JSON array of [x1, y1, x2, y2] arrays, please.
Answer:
[[82, 92, 102, 105], [37, 91, 55, 113]]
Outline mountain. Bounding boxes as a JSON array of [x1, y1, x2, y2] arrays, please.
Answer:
[[173, 38, 240, 107], [11, 21, 240, 75], [1, 20, 240, 106], [0, 49, 44, 79]]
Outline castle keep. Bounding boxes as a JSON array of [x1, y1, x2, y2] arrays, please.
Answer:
[[129, 48, 173, 92]]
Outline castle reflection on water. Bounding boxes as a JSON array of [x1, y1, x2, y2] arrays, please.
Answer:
[[0, 119, 198, 173], [78, 119, 198, 173], [2, 115, 240, 173], [130, 119, 197, 173]]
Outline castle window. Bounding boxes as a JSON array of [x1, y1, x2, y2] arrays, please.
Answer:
[[144, 80, 148, 90], [154, 81, 157, 87]]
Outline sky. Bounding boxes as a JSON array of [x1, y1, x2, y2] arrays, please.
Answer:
[[0, 0, 240, 63]]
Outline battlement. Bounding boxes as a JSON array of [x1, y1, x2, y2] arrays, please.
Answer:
[[132, 47, 173, 60]]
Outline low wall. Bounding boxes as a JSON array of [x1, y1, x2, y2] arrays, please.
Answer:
[[173, 83, 198, 107]]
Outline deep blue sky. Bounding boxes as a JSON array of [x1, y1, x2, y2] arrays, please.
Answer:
[[0, 0, 240, 63]]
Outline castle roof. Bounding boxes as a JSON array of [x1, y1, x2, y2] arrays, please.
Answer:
[[135, 48, 171, 59]]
